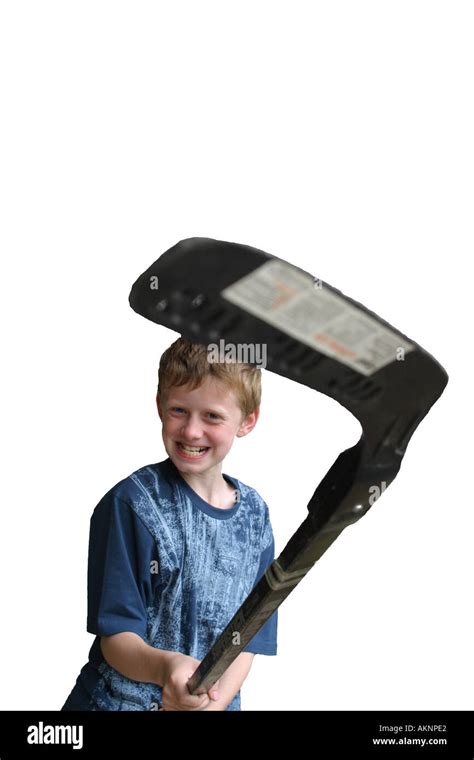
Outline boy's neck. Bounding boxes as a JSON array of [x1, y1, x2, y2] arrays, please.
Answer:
[[177, 466, 236, 510]]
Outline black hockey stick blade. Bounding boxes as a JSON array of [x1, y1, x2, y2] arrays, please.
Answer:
[[129, 237, 448, 695]]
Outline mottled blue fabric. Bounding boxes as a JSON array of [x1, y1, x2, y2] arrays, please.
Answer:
[[62, 458, 277, 711]]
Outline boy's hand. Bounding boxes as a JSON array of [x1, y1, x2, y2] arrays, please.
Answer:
[[161, 653, 219, 711]]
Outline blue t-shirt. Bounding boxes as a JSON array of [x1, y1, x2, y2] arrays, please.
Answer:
[[62, 458, 277, 711]]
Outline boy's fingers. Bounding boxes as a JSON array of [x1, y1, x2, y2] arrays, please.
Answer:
[[185, 695, 210, 711], [208, 679, 220, 700], [182, 690, 209, 708]]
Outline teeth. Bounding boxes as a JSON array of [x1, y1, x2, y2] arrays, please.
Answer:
[[178, 443, 208, 455]]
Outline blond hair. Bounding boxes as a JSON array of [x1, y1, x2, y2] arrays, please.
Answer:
[[158, 338, 261, 418]]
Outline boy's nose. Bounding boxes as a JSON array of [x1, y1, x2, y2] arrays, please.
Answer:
[[181, 415, 204, 440]]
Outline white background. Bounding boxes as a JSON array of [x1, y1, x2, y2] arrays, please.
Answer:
[[0, 1, 472, 711]]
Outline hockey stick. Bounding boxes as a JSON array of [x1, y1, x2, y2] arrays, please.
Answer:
[[129, 237, 448, 696]]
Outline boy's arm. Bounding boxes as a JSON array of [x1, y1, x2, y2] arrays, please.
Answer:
[[101, 632, 215, 710], [101, 631, 177, 686], [199, 652, 255, 711]]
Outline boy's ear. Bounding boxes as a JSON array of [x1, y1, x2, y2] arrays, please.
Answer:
[[236, 407, 260, 438], [156, 394, 163, 420]]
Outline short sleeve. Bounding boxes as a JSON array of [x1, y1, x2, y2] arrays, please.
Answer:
[[87, 493, 158, 640], [242, 535, 278, 655]]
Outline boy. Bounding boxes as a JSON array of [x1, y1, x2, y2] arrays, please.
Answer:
[[62, 338, 277, 711]]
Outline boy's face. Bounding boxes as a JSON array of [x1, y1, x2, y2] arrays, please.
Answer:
[[157, 376, 258, 476]]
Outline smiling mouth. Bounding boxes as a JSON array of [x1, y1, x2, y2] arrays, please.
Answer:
[[176, 442, 210, 458]]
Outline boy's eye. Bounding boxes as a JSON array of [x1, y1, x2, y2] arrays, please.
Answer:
[[206, 412, 221, 421], [170, 406, 186, 414]]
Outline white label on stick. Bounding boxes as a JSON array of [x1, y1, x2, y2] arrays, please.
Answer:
[[221, 259, 414, 376]]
